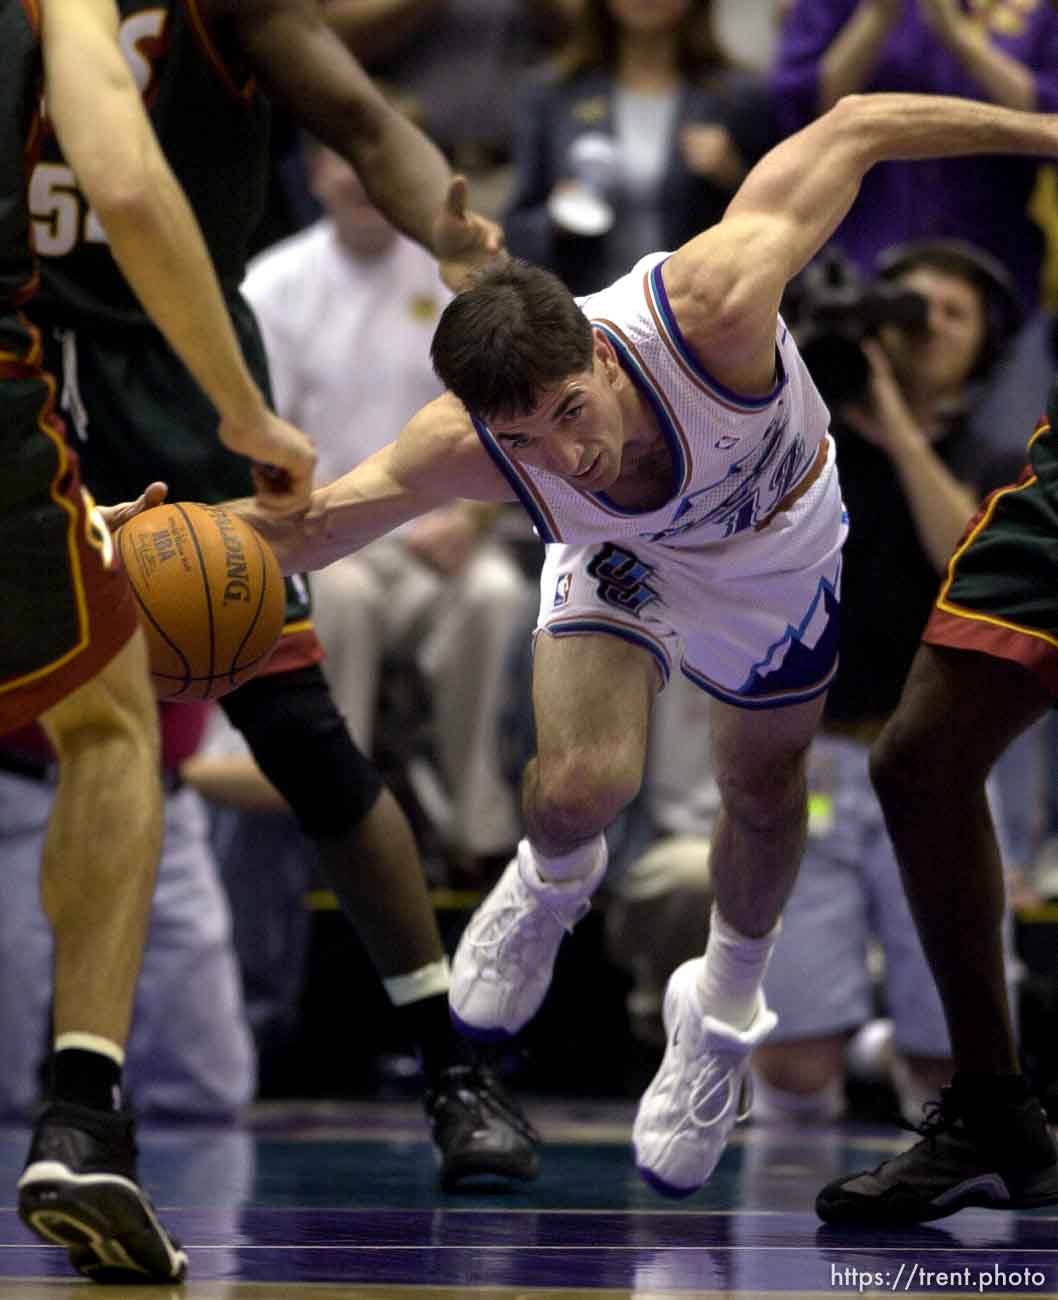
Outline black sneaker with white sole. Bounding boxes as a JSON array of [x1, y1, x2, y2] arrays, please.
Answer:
[[17, 1101, 187, 1284], [817, 1075, 1058, 1225], [424, 1064, 541, 1191]]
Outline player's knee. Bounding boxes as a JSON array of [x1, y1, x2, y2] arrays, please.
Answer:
[[222, 666, 383, 838], [750, 1062, 845, 1123], [533, 751, 641, 836], [716, 755, 805, 835], [754, 1037, 846, 1094], [869, 715, 936, 808]]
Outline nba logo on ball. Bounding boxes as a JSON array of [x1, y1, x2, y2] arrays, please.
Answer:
[[118, 502, 286, 700]]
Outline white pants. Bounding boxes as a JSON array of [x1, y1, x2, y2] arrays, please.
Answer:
[[0, 772, 255, 1118], [311, 538, 530, 856], [762, 734, 1018, 1055]]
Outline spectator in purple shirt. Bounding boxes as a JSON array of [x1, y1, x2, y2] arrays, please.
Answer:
[[769, 0, 1058, 312]]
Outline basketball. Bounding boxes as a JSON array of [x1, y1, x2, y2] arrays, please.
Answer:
[[117, 501, 286, 700]]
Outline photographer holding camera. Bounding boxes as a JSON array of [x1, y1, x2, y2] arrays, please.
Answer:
[[752, 238, 1024, 1124]]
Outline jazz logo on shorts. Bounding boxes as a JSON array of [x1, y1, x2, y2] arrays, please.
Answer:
[[553, 571, 573, 609], [587, 543, 659, 615]]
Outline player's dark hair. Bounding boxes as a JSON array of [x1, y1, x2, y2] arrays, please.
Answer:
[[431, 259, 594, 420]]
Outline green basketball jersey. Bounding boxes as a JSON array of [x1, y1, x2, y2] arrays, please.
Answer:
[[0, 0, 42, 358], [32, 0, 270, 328]]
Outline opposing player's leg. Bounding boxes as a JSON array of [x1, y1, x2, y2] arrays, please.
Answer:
[[450, 628, 656, 1040], [39, 633, 161, 1046], [49, 323, 537, 1188], [817, 643, 1058, 1223], [634, 691, 823, 1196], [222, 663, 539, 1189], [18, 631, 187, 1284]]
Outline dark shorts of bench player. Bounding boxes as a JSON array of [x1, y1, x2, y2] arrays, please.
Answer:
[[0, 365, 137, 737], [924, 414, 1058, 696]]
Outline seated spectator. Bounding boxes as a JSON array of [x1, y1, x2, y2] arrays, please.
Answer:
[[243, 142, 530, 878], [181, 710, 316, 1087], [769, 0, 1058, 312], [0, 704, 255, 1121], [751, 238, 1025, 1124], [504, 0, 776, 296]]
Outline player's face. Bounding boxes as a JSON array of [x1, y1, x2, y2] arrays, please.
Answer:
[[489, 341, 626, 489], [880, 266, 986, 399]]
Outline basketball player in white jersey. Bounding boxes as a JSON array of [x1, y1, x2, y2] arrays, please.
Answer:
[[241, 91, 1058, 1210]]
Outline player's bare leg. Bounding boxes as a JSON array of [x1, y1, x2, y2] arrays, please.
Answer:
[[870, 645, 1045, 1073], [40, 631, 162, 1046], [317, 786, 448, 978], [451, 631, 655, 1040], [522, 631, 656, 856], [19, 629, 187, 1284], [817, 643, 1058, 1224], [706, 694, 822, 943], [634, 692, 822, 1196], [316, 785, 540, 1189]]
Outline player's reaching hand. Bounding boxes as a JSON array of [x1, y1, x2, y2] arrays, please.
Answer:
[[97, 480, 169, 533], [219, 411, 317, 515], [433, 176, 506, 291]]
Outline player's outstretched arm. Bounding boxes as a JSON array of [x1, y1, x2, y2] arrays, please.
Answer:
[[236, 395, 517, 575], [664, 92, 1058, 385], [40, 0, 316, 512], [227, 0, 503, 288]]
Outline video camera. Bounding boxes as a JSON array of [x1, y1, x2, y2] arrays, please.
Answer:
[[785, 250, 928, 409]]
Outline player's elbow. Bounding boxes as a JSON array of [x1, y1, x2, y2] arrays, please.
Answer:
[[90, 183, 155, 232], [325, 82, 390, 159], [818, 93, 885, 166], [80, 154, 159, 232], [821, 93, 869, 135]]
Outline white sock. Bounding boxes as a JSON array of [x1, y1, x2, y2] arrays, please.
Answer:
[[53, 1032, 125, 1066], [751, 1070, 844, 1124], [383, 958, 450, 1007], [529, 833, 606, 884], [698, 905, 780, 1030]]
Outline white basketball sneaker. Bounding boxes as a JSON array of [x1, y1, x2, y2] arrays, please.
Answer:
[[633, 957, 778, 1197], [449, 837, 607, 1040]]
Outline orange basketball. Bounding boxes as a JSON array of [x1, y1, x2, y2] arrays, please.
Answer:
[[117, 501, 285, 700]]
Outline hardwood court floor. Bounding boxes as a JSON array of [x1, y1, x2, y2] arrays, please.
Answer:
[[0, 1100, 1055, 1298]]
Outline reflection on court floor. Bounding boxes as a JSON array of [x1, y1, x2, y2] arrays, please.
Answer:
[[0, 1101, 1055, 1298]]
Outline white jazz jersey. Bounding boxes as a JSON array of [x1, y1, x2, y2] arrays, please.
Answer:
[[475, 252, 848, 708], [474, 252, 832, 549]]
